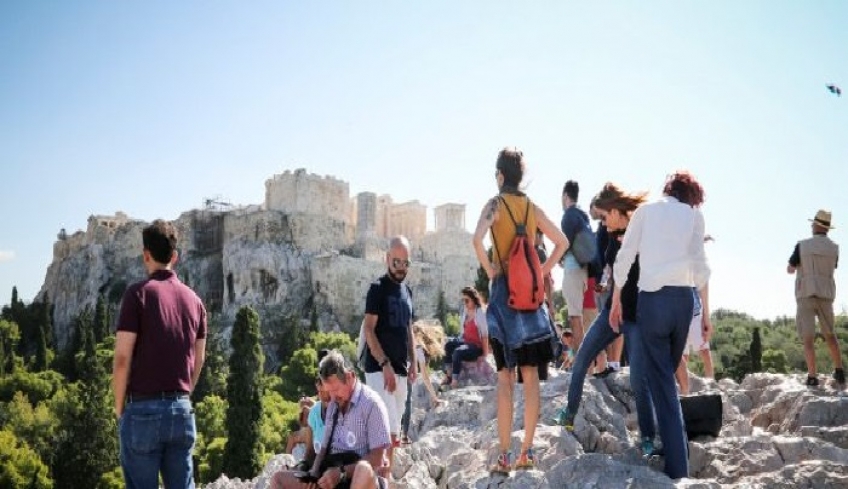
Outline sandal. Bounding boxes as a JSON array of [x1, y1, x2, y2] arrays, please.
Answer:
[[515, 448, 535, 470], [489, 451, 512, 474]]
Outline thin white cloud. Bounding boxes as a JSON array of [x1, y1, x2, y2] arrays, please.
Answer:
[[0, 250, 15, 262]]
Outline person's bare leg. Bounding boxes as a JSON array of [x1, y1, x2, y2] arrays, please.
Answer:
[[386, 434, 397, 474], [569, 315, 584, 352], [608, 335, 624, 363], [519, 365, 540, 455], [824, 334, 844, 369], [699, 349, 715, 378], [351, 460, 379, 489], [270, 470, 303, 489], [496, 369, 515, 453], [675, 355, 689, 395], [803, 337, 817, 376]]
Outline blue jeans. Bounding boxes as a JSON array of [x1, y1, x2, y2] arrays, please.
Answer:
[[444, 340, 483, 377], [637, 286, 694, 480], [565, 307, 656, 441], [119, 398, 196, 489]]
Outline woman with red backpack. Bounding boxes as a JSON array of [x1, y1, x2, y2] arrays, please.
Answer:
[[472, 147, 568, 473]]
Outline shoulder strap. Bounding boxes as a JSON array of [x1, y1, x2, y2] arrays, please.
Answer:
[[490, 196, 532, 271], [320, 403, 341, 458]]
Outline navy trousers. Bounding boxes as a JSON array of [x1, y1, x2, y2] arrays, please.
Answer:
[[636, 286, 694, 480]]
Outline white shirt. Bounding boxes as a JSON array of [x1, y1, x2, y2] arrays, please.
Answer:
[[613, 196, 710, 292]]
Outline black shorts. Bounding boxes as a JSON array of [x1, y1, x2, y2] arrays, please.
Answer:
[[491, 338, 553, 383]]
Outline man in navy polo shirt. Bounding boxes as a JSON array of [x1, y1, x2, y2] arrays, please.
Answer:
[[112, 219, 207, 489], [362, 236, 417, 473]]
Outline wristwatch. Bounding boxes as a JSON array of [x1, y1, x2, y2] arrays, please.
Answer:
[[379, 358, 390, 368]]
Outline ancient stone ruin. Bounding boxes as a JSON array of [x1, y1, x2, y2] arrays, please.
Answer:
[[39, 168, 478, 362]]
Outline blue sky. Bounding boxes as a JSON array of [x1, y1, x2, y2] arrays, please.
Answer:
[[1, 2, 846, 320]]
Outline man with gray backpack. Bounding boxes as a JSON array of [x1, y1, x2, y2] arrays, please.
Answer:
[[560, 180, 597, 350]]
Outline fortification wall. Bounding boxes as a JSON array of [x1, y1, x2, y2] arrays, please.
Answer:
[[265, 168, 351, 224], [416, 230, 475, 264], [221, 209, 349, 253]]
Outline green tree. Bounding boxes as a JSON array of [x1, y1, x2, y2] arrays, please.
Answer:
[[93, 295, 109, 344], [276, 315, 310, 365], [475, 264, 490, 303], [278, 347, 318, 401], [749, 326, 763, 373], [32, 300, 50, 372], [443, 313, 460, 338], [223, 306, 265, 479], [52, 367, 119, 489], [258, 390, 300, 464], [55, 308, 93, 381], [0, 318, 20, 375], [436, 289, 448, 328], [194, 395, 228, 483], [0, 370, 64, 405], [310, 301, 320, 334], [762, 348, 788, 373], [194, 317, 229, 401], [310, 331, 357, 363], [2, 391, 59, 466], [0, 429, 53, 489], [52, 305, 119, 488]]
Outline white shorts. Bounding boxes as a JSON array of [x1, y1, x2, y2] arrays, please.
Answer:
[[685, 311, 710, 355], [562, 267, 588, 317], [364, 371, 408, 436]]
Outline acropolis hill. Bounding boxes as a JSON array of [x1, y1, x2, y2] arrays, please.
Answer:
[[40, 168, 477, 365]]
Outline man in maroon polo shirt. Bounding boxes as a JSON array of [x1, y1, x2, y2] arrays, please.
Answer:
[[112, 219, 207, 489]]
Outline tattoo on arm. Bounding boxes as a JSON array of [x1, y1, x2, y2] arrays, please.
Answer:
[[485, 198, 498, 221]]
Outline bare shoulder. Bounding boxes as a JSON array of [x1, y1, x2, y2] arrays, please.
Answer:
[[480, 196, 500, 220]]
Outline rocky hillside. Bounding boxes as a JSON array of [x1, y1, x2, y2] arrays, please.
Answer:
[[38, 209, 476, 368], [206, 370, 848, 488]]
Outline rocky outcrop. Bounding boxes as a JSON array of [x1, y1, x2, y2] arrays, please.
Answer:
[[39, 205, 476, 359], [211, 371, 848, 488]]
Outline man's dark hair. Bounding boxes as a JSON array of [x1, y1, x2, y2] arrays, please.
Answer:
[[142, 219, 178, 265], [318, 350, 350, 383], [563, 180, 579, 202]]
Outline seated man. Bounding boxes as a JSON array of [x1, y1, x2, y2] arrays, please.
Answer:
[[272, 350, 391, 489]]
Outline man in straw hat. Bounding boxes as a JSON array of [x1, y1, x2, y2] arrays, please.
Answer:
[[787, 209, 844, 386]]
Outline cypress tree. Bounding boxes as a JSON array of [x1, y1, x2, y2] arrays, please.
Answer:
[[94, 295, 109, 344], [436, 290, 448, 329], [223, 306, 264, 479], [52, 308, 118, 488], [750, 326, 763, 373], [32, 301, 49, 372], [475, 247, 493, 302]]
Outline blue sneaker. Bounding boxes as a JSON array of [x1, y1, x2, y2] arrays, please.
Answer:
[[641, 437, 655, 457], [552, 407, 575, 431]]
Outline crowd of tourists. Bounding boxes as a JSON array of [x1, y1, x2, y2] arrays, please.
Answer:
[[110, 148, 841, 488]]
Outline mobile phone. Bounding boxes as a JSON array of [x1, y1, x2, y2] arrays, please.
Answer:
[[293, 471, 319, 483]]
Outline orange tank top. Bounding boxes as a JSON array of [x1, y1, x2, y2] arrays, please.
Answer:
[[490, 193, 538, 274]]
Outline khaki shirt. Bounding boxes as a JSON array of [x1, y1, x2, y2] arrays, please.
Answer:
[[795, 235, 839, 300]]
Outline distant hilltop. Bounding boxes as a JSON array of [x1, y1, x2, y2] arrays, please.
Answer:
[[40, 168, 478, 369]]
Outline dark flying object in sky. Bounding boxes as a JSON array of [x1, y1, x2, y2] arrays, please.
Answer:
[[826, 84, 841, 96]]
